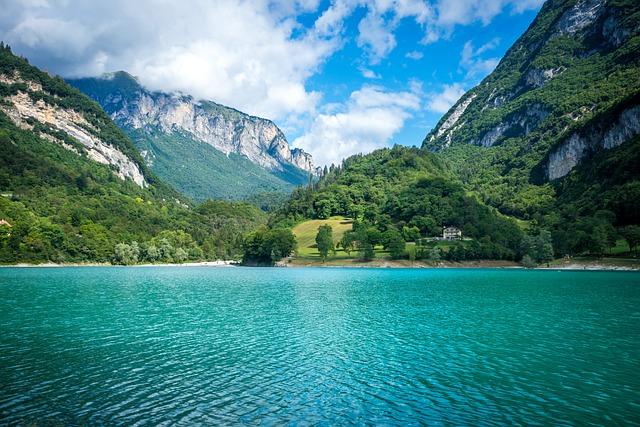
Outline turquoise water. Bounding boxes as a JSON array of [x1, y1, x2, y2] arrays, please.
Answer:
[[0, 267, 639, 425]]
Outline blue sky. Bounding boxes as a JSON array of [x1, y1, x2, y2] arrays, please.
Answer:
[[1, 0, 542, 166], [297, 1, 541, 157]]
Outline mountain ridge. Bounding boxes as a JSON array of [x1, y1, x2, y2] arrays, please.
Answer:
[[273, 0, 640, 262], [422, 0, 639, 220], [68, 71, 316, 201], [0, 44, 267, 264]]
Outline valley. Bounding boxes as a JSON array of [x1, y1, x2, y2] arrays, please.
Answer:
[[0, 0, 639, 268]]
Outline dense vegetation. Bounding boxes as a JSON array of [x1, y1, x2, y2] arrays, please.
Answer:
[[242, 227, 296, 266], [0, 45, 265, 264], [3, 0, 640, 267], [273, 146, 525, 261], [420, 0, 640, 258]]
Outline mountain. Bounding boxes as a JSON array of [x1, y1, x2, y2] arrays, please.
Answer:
[[0, 45, 265, 264], [275, 0, 639, 261], [68, 72, 315, 201], [424, 0, 639, 219]]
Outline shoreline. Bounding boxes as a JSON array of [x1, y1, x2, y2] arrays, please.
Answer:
[[0, 260, 239, 268], [2, 259, 638, 271], [282, 255, 640, 271]]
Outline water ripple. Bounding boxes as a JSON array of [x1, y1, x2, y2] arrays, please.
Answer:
[[0, 267, 639, 425]]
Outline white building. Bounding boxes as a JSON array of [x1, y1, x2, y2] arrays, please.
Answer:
[[443, 226, 462, 240]]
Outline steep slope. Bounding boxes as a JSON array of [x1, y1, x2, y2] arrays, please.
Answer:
[[0, 45, 265, 263], [68, 72, 315, 201], [274, 0, 639, 261], [424, 0, 639, 218]]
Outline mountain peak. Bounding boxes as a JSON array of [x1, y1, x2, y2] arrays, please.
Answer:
[[424, 0, 639, 183], [68, 72, 316, 200]]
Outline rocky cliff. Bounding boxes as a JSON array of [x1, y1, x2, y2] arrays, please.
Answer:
[[0, 71, 147, 187], [424, 0, 639, 181], [546, 101, 640, 179], [420, 0, 639, 222], [68, 72, 315, 200], [103, 75, 315, 174]]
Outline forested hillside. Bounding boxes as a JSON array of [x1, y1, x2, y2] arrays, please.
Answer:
[[0, 45, 265, 264], [421, 0, 640, 257], [272, 0, 640, 264], [273, 146, 524, 261]]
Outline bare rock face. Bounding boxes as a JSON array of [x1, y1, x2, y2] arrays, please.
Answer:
[[0, 72, 146, 187], [555, 0, 605, 35], [472, 103, 549, 147], [524, 67, 565, 89], [428, 94, 476, 148], [547, 104, 640, 180], [93, 73, 315, 175], [291, 148, 314, 172]]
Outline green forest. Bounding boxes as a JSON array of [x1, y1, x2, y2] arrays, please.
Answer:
[[0, 44, 266, 265], [1, 0, 640, 269]]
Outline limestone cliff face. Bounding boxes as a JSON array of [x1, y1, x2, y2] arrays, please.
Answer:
[[547, 104, 640, 180], [76, 72, 315, 175], [0, 72, 146, 187], [424, 0, 639, 181]]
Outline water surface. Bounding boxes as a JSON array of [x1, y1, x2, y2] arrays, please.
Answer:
[[0, 267, 639, 424]]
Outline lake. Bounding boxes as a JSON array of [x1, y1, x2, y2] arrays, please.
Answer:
[[0, 267, 639, 425]]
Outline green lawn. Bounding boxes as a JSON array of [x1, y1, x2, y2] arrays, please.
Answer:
[[609, 239, 631, 255], [291, 217, 472, 263], [291, 217, 392, 261], [292, 216, 354, 258]]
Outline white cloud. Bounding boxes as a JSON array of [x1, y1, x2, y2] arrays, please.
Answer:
[[356, 0, 432, 63], [351, 0, 539, 61], [0, 0, 338, 122], [460, 39, 500, 79], [314, 0, 353, 36], [360, 68, 381, 79], [357, 11, 397, 64], [426, 83, 465, 113], [0, 0, 544, 165], [293, 85, 420, 166], [422, 0, 543, 43], [406, 50, 424, 60]]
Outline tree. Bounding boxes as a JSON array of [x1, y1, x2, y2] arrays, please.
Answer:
[[315, 224, 334, 261], [407, 245, 416, 263], [589, 224, 610, 258], [0, 223, 10, 245], [521, 230, 555, 264], [243, 227, 296, 266], [314, 197, 335, 219], [360, 241, 375, 261], [383, 228, 406, 259], [521, 254, 537, 268], [114, 242, 138, 265], [129, 241, 140, 263], [535, 230, 554, 266], [429, 247, 441, 261], [339, 231, 355, 255], [366, 227, 383, 247], [621, 225, 640, 255], [402, 225, 421, 242], [174, 247, 188, 263], [157, 238, 175, 262], [145, 245, 159, 262], [267, 229, 296, 262]]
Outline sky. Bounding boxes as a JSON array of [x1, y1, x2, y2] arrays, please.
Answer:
[[0, 0, 543, 166]]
